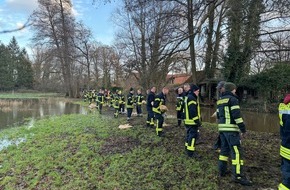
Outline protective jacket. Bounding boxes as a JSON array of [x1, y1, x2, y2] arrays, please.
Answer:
[[279, 95, 290, 161], [119, 94, 125, 105], [153, 92, 166, 114], [184, 91, 201, 126], [176, 93, 184, 111], [97, 93, 105, 105], [147, 91, 155, 110], [279, 94, 290, 190], [113, 94, 120, 108], [136, 94, 144, 105], [217, 92, 246, 133], [126, 92, 134, 108]]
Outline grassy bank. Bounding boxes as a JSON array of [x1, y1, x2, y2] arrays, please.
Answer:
[[0, 108, 281, 189]]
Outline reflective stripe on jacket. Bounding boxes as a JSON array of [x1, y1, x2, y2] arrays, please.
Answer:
[[153, 92, 166, 114], [176, 96, 183, 111], [126, 93, 134, 108], [217, 92, 245, 133], [136, 94, 144, 105], [97, 93, 104, 104], [184, 92, 200, 126]]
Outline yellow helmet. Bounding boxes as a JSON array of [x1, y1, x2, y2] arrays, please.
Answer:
[[118, 91, 122, 95]]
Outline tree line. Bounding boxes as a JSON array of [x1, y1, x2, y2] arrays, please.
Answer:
[[1, 0, 289, 97], [0, 37, 33, 91]]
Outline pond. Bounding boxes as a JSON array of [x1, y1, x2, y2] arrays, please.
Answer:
[[166, 105, 279, 133], [200, 107, 279, 133], [0, 98, 280, 133], [0, 98, 87, 130]]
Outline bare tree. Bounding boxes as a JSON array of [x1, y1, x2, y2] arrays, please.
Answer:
[[31, 0, 76, 97], [72, 22, 94, 89], [114, 0, 188, 90], [92, 45, 121, 89]]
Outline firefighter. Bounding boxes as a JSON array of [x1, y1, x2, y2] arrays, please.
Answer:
[[278, 94, 290, 190], [153, 87, 169, 137], [97, 88, 105, 114], [118, 91, 126, 114], [213, 81, 226, 150], [92, 89, 97, 103], [176, 87, 184, 127], [217, 82, 252, 186], [136, 89, 144, 117], [126, 87, 135, 121], [146, 86, 156, 128], [88, 90, 93, 104], [113, 90, 120, 118], [184, 84, 201, 158]]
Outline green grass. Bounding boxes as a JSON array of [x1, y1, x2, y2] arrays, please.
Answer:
[[0, 110, 281, 190], [0, 92, 62, 99]]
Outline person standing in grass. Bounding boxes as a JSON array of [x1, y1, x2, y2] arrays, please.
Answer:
[[176, 87, 184, 127], [136, 89, 144, 117], [146, 86, 156, 128], [126, 87, 135, 121], [113, 90, 120, 118], [97, 88, 105, 114], [213, 81, 226, 150], [217, 82, 252, 186], [184, 84, 201, 158], [278, 94, 290, 190], [153, 87, 169, 137], [118, 91, 126, 114]]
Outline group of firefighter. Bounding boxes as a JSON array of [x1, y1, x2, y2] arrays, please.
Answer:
[[146, 82, 290, 189], [82, 82, 290, 189], [83, 87, 145, 119], [141, 82, 254, 186]]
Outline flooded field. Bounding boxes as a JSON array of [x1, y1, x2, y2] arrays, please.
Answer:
[[0, 98, 87, 130]]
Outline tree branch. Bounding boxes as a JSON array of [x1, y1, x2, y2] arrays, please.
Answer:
[[0, 19, 31, 34]]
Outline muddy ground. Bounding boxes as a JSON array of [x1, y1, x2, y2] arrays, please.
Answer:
[[90, 105, 281, 190]]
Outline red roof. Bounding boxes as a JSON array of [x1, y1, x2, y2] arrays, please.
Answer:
[[167, 74, 191, 85]]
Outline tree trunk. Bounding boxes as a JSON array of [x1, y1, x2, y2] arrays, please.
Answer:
[[187, 0, 197, 84]]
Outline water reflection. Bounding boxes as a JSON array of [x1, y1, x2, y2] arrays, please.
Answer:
[[166, 104, 279, 133], [200, 107, 279, 133], [0, 98, 87, 130]]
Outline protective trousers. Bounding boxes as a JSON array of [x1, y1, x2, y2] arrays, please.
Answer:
[[114, 103, 119, 118], [99, 104, 103, 114], [218, 132, 244, 178], [137, 105, 142, 115], [177, 110, 183, 126], [146, 108, 154, 127], [185, 125, 198, 156], [119, 104, 125, 113], [127, 108, 133, 119], [279, 158, 290, 189], [155, 113, 164, 136]]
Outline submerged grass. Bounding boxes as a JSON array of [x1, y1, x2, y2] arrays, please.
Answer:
[[0, 109, 281, 190]]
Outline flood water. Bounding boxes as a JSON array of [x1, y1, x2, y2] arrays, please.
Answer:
[[0, 98, 280, 133], [200, 107, 279, 133], [0, 98, 87, 130], [166, 105, 279, 133]]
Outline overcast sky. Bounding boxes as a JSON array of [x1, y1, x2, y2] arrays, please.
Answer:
[[0, 0, 119, 52]]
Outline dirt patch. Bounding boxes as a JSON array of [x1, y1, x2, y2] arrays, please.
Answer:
[[99, 136, 141, 155], [84, 105, 282, 189]]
